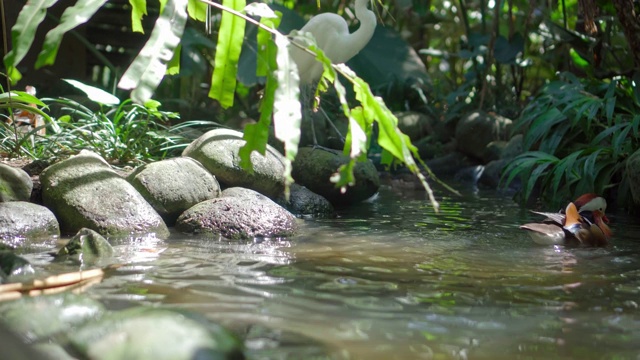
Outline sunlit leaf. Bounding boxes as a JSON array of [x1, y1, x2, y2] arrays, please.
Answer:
[[209, 0, 246, 108], [36, 0, 107, 69], [129, 0, 147, 33], [63, 79, 120, 105], [118, 0, 188, 104], [3, 0, 58, 83], [187, 0, 207, 21]]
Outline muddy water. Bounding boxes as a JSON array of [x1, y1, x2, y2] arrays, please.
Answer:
[[24, 185, 640, 359]]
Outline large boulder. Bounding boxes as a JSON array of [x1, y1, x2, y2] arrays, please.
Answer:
[[0, 163, 32, 202], [455, 111, 512, 160], [182, 128, 286, 198], [127, 158, 221, 225], [175, 187, 297, 239], [0, 201, 60, 240], [395, 111, 433, 141], [291, 147, 380, 206], [275, 184, 335, 217], [40, 151, 169, 238]]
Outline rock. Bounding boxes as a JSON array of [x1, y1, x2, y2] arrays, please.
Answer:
[[395, 111, 433, 141], [479, 159, 508, 188], [67, 307, 244, 360], [127, 158, 221, 226], [483, 140, 507, 163], [626, 149, 640, 206], [455, 111, 512, 160], [0, 293, 105, 341], [425, 152, 474, 178], [176, 188, 297, 239], [56, 228, 114, 261], [0, 164, 32, 202], [40, 151, 169, 238], [0, 321, 52, 360], [182, 128, 286, 198], [291, 147, 380, 206], [275, 184, 335, 217], [0, 201, 60, 240], [500, 134, 524, 160], [0, 251, 34, 281]]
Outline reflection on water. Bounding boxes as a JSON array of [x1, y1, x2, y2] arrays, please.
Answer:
[[22, 185, 640, 358]]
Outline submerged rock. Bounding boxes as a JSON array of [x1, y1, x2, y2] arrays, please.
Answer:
[[0, 201, 60, 240], [127, 157, 221, 226], [57, 228, 114, 261], [40, 151, 169, 238], [0, 251, 34, 281], [182, 128, 286, 198], [67, 307, 244, 360], [291, 147, 380, 206], [0, 163, 32, 202], [176, 187, 297, 239], [0, 293, 105, 342], [275, 183, 335, 217]]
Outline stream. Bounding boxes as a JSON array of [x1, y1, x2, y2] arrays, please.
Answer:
[[20, 184, 640, 359]]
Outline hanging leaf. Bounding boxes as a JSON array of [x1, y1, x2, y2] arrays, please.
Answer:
[[129, 0, 148, 33], [209, 0, 246, 108], [63, 79, 120, 105], [187, 0, 207, 21], [272, 34, 301, 189], [3, 0, 59, 83], [35, 0, 108, 69], [118, 0, 188, 104]]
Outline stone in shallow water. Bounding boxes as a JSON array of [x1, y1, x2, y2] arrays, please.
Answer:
[[275, 183, 335, 218], [127, 157, 221, 226], [0, 163, 33, 202], [56, 228, 114, 262], [176, 187, 297, 239], [40, 151, 169, 238], [292, 147, 380, 206], [0, 293, 106, 342], [0, 201, 60, 240], [182, 128, 286, 198], [67, 307, 244, 360]]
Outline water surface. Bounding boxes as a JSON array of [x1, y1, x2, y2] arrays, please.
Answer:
[[23, 185, 640, 359]]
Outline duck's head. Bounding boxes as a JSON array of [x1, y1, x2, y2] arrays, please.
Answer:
[[574, 193, 609, 223]]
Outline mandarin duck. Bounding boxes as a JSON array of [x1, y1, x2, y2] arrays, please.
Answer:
[[520, 194, 612, 246]]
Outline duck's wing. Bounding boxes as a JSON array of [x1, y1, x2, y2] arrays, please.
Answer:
[[530, 211, 566, 226]]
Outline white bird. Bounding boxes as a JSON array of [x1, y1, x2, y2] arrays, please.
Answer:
[[289, 0, 377, 85]]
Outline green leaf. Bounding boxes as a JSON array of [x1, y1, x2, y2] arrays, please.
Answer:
[[118, 0, 188, 104], [256, 14, 281, 77], [3, 0, 58, 82], [166, 44, 182, 75], [129, 0, 148, 33], [63, 79, 120, 105], [209, 0, 246, 108], [36, 0, 107, 69], [187, 0, 207, 21]]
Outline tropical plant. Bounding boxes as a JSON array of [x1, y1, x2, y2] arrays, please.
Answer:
[[2, 0, 451, 209], [502, 72, 640, 207]]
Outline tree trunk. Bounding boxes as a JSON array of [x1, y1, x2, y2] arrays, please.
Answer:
[[612, 0, 640, 70]]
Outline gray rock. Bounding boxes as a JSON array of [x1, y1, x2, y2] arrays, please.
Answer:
[[57, 228, 114, 261], [395, 111, 433, 141], [479, 159, 509, 188], [291, 147, 380, 206], [40, 151, 169, 238], [0, 201, 60, 240], [0, 163, 32, 202], [182, 128, 286, 198], [0, 293, 105, 341], [455, 111, 512, 160], [425, 152, 474, 178], [67, 307, 244, 360], [0, 251, 34, 281], [483, 140, 507, 163], [127, 158, 221, 225], [626, 149, 640, 206], [176, 188, 297, 239], [275, 184, 335, 217], [500, 134, 524, 160]]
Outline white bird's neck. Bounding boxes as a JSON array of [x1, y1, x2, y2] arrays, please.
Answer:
[[352, 0, 376, 50]]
